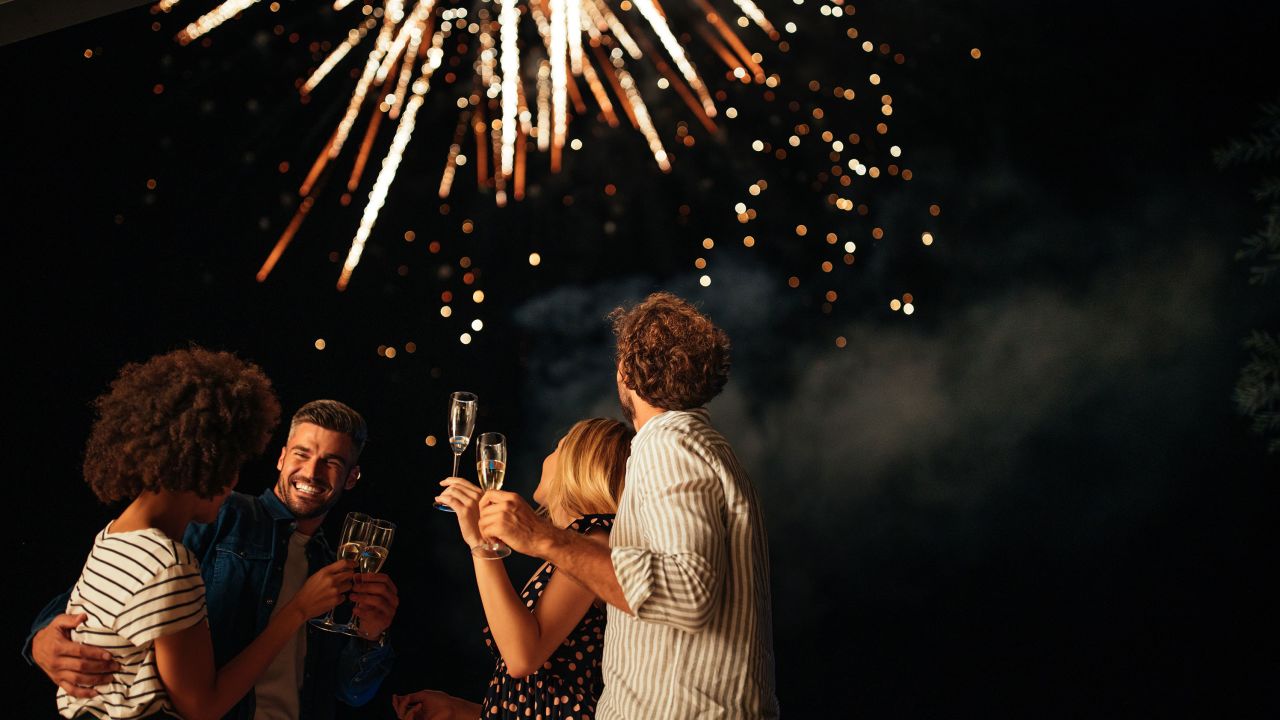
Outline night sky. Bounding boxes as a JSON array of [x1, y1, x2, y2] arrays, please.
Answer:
[[5, 1, 1279, 717]]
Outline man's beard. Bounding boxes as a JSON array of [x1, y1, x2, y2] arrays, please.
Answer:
[[278, 473, 341, 520], [618, 384, 636, 425]]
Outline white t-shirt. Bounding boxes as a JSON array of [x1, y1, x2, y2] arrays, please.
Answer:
[[57, 524, 208, 719], [252, 531, 311, 720]]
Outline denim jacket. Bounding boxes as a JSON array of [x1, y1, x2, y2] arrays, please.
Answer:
[[25, 489, 394, 720]]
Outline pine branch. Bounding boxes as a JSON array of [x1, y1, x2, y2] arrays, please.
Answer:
[[1254, 177, 1280, 203], [1221, 101, 1280, 455], [1236, 331, 1280, 454], [1214, 101, 1280, 168], [1215, 138, 1280, 167], [1252, 409, 1280, 453], [1234, 206, 1280, 284]]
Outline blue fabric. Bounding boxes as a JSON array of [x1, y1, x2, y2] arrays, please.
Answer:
[[25, 489, 394, 720]]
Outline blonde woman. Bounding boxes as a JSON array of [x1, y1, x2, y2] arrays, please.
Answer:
[[393, 418, 633, 720]]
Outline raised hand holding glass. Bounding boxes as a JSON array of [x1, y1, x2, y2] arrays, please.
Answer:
[[435, 391, 477, 512], [341, 518, 395, 637], [471, 432, 511, 560], [310, 512, 371, 632]]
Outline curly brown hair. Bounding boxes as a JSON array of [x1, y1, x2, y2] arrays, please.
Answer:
[[83, 347, 282, 503], [610, 292, 731, 410]]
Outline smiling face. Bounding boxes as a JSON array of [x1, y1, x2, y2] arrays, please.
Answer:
[[272, 422, 360, 522]]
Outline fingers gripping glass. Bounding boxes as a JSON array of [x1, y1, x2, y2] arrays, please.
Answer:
[[435, 391, 477, 512], [340, 518, 395, 637], [471, 432, 511, 560], [310, 512, 371, 633]]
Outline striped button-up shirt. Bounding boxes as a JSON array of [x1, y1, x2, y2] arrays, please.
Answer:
[[600, 408, 779, 719]]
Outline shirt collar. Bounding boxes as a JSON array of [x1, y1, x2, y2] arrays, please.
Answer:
[[633, 407, 709, 444], [259, 488, 334, 550], [258, 487, 297, 523]]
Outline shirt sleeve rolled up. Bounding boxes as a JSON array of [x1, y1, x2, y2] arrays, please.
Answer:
[[611, 426, 727, 633]]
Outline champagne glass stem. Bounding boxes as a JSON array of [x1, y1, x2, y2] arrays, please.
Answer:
[[347, 591, 362, 633], [435, 453, 461, 511]]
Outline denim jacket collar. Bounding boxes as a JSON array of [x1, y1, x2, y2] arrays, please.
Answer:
[[258, 486, 297, 523], [258, 488, 336, 560]]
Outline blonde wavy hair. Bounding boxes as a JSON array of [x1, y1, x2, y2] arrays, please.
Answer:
[[540, 418, 634, 521]]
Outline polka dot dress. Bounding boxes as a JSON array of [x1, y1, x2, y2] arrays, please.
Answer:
[[480, 514, 613, 720]]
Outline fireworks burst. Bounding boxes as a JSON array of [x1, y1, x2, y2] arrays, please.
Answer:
[[157, 0, 786, 289], [153, 0, 943, 352]]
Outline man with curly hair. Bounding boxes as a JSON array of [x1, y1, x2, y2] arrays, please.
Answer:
[[480, 292, 779, 718], [27, 384, 399, 720]]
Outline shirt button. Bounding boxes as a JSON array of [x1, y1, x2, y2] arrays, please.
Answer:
[[265, 598, 274, 606]]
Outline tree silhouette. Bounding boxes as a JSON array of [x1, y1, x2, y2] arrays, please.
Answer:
[[1217, 101, 1280, 454]]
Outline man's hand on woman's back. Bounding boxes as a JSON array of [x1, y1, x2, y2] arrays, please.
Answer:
[[32, 613, 121, 698]]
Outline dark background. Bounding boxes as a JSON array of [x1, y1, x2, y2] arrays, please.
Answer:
[[4, 1, 1278, 716]]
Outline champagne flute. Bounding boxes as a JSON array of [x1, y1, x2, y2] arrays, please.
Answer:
[[471, 432, 511, 560], [435, 391, 478, 512], [341, 518, 395, 637], [310, 512, 372, 632]]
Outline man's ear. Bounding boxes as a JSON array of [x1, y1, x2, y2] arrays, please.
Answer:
[[345, 466, 362, 490], [276, 445, 287, 471]]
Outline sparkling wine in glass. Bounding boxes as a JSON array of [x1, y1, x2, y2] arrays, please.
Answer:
[[471, 432, 511, 560], [436, 391, 478, 512], [310, 512, 371, 632], [341, 518, 395, 637]]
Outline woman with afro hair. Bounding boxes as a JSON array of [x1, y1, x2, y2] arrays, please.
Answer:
[[57, 347, 355, 720]]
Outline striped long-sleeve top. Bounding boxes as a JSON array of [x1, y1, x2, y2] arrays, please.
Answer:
[[600, 409, 779, 719], [57, 524, 208, 720]]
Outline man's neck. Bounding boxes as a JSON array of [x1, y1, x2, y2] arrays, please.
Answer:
[[631, 402, 666, 432], [294, 515, 325, 536]]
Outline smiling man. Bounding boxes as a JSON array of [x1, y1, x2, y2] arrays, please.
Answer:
[[26, 400, 398, 720], [275, 415, 364, 525]]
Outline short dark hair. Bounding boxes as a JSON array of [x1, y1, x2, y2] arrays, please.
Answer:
[[289, 399, 367, 460], [610, 292, 731, 410], [83, 347, 281, 503]]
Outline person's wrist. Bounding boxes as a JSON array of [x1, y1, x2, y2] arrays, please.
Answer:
[[538, 524, 567, 560], [283, 599, 309, 627], [359, 627, 388, 647], [448, 696, 473, 720]]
